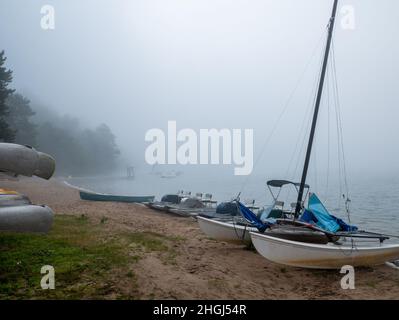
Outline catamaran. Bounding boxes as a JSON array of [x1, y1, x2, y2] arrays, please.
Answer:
[[198, 0, 399, 268], [248, 0, 399, 269]]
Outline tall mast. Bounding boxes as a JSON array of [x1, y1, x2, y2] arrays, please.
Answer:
[[295, 0, 339, 217]]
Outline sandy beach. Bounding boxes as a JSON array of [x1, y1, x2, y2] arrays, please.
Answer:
[[1, 177, 399, 300]]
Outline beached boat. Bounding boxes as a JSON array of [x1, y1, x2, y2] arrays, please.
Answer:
[[146, 193, 184, 211], [251, 232, 399, 269], [248, 0, 399, 268], [0, 143, 55, 179], [79, 190, 154, 203], [196, 183, 307, 243], [0, 205, 53, 233], [197, 216, 255, 244], [167, 198, 208, 216]]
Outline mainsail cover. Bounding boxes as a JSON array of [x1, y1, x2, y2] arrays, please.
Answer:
[[301, 193, 357, 232]]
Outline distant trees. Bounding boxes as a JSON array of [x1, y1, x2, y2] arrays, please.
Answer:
[[0, 51, 15, 142], [0, 50, 121, 176], [80, 124, 120, 172], [36, 120, 120, 176], [5, 93, 37, 146]]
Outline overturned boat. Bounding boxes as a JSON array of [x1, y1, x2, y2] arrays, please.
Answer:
[[0, 143, 56, 234], [0, 143, 55, 179], [0, 205, 53, 233], [0, 189, 52, 233], [0, 193, 31, 207]]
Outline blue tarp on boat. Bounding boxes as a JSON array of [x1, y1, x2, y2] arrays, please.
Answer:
[[258, 201, 276, 221], [237, 201, 274, 232], [300, 193, 358, 232]]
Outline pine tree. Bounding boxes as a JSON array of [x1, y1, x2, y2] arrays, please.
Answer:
[[0, 50, 16, 142]]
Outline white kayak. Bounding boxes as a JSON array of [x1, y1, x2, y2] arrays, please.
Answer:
[[0, 205, 53, 233], [0, 143, 55, 179], [197, 216, 256, 244], [250, 231, 399, 269]]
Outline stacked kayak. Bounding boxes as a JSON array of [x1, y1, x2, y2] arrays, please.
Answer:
[[0, 143, 56, 234], [0, 192, 31, 207], [0, 143, 55, 179], [0, 189, 53, 233]]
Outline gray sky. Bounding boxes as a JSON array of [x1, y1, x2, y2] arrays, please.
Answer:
[[1, 0, 398, 178]]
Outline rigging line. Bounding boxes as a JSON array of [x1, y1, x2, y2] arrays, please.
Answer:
[[284, 34, 327, 182], [286, 91, 316, 202], [290, 93, 316, 182], [331, 41, 352, 223], [238, 29, 328, 194], [284, 83, 315, 179], [330, 49, 343, 212], [290, 35, 327, 183], [325, 58, 331, 201], [331, 40, 350, 197], [314, 134, 319, 192]]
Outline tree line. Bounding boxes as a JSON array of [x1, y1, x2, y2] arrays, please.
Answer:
[[0, 50, 120, 176]]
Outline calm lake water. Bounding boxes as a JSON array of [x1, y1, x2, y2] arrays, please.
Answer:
[[66, 171, 399, 241]]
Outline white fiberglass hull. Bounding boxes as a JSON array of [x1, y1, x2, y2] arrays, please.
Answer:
[[197, 216, 256, 244], [250, 232, 399, 269], [0, 205, 53, 233]]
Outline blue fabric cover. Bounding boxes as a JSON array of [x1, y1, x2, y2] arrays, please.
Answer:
[[237, 201, 273, 232], [300, 193, 358, 232], [308, 193, 341, 232], [258, 202, 276, 222]]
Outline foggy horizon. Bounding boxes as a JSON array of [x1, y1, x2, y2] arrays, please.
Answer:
[[1, 0, 398, 178]]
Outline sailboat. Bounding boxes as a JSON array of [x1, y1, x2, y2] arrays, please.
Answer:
[[249, 0, 399, 269], [197, 215, 256, 244]]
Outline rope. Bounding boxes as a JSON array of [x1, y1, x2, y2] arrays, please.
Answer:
[[325, 60, 331, 202], [238, 29, 328, 195], [331, 40, 351, 222]]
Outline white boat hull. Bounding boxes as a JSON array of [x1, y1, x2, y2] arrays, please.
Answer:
[[250, 232, 399, 269], [0, 205, 53, 233], [197, 216, 256, 244]]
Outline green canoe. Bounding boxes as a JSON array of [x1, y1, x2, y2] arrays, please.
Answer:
[[79, 190, 154, 203]]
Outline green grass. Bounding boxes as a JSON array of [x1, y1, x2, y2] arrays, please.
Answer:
[[0, 215, 181, 299]]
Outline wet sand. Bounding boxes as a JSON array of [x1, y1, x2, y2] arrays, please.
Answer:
[[2, 177, 399, 299]]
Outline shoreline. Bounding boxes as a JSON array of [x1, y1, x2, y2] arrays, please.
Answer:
[[1, 177, 399, 299]]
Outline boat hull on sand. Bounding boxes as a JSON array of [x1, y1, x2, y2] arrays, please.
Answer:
[[0, 205, 53, 233], [197, 216, 256, 244], [79, 190, 154, 203], [250, 232, 399, 269]]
